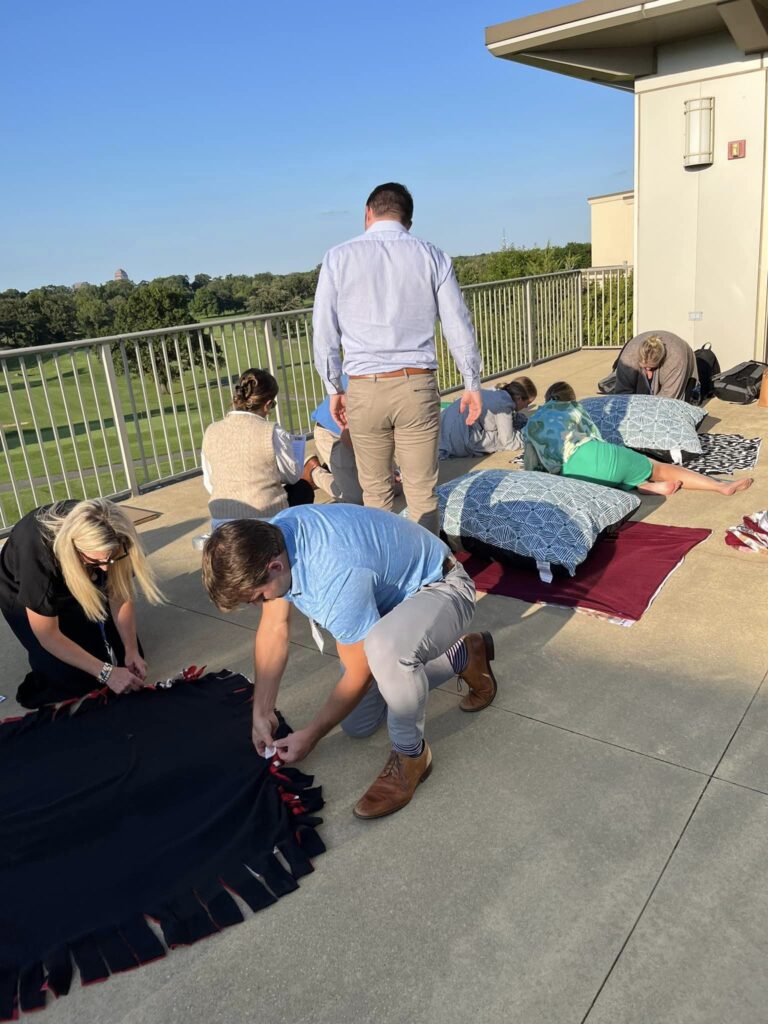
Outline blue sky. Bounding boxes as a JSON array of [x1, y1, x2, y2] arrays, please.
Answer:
[[0, 0, 633, 290]]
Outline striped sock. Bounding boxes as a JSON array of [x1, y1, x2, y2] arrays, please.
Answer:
[[393, 739, 424, 758], [445, 638, 469, 675]]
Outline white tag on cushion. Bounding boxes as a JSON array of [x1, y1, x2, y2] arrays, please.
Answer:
[[536, 560, 554, 584]]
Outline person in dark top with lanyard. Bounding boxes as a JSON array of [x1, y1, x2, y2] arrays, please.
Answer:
[[0, 498, 164, 708]]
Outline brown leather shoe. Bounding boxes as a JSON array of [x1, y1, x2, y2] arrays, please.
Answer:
[[301, 456, 321, 489], [458, 632, 497, 712], [353, 742, 433, 820]]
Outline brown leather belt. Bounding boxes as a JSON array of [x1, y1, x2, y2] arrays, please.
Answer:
[[348, 367, 435, 380]]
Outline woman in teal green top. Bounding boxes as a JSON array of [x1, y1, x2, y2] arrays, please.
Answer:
[[524, 382, 753, 496]]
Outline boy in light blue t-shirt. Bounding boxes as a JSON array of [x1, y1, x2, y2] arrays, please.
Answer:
[[202, 504, 498, 821]]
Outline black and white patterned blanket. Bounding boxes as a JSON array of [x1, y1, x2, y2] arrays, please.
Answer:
[[510, 432, 762, 475], [683, 433, 762, 475]]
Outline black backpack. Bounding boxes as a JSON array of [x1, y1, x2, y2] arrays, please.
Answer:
[[597, 372, 616, 395], [595, 341, 629, 394], [695, 343, 720, 400], [712, 360, 768, 404]]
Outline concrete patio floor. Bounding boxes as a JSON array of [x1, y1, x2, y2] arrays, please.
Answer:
[[2, 348, 767, 1024]]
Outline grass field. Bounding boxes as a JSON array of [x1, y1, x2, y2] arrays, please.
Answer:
[[0, 315, 325, 526], [0, 272, 629, 529]]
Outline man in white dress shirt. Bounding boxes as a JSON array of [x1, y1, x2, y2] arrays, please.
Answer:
[[312, 183, 483, 534]]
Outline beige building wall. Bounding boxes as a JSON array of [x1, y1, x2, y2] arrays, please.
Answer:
[[635, 34, 768, 367], [588, 191, 634, 266]]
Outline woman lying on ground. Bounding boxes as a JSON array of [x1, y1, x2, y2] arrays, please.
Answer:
[[0, 498, 164, 708], [439, 376, 537, 460], [524, 381, 753, 497], [201, 368, 316, 529]]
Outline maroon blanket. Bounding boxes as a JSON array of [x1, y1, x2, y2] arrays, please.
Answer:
[[458, 521, 711, 622]]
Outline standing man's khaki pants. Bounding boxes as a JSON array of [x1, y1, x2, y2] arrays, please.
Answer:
[[346, 372, 441, 534]]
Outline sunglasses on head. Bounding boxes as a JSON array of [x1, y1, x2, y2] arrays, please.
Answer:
[[76, 545, 130, 568]]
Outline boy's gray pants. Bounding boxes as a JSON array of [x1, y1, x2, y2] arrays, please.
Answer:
[[342, 560, 476, 751]]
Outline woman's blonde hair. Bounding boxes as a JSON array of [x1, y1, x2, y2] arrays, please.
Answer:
[[545, 381, 577, 403], [638, 336, 666, 369], [38, 499, 164, 622]]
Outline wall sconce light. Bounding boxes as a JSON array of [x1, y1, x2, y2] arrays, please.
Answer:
[[684, 97, 714, 167]]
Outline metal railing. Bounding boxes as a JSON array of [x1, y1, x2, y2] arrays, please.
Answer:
[[582, 265, 633, 350], [0, 265, 632, 531]]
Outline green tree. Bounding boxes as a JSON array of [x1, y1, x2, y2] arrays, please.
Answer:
[[113, 277, 219, 391], [0, 290, 37, 348], [73, 284, 115, 339], [454, 242, 592, 286], [189, 285, 224, 321], [23, 286, 78, 346], [114, 277, 193, 335]]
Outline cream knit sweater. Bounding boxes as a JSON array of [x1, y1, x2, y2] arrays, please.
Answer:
[[201, 413, 288, 522]]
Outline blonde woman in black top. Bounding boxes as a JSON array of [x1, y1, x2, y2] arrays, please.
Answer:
[[0, 498, 163, 708]]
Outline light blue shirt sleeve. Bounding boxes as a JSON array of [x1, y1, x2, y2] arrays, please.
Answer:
[[435, 261, 482, 392], [312, 223, 482, 388], [323, 568, 381, 645], [312, 253, 344, 395]]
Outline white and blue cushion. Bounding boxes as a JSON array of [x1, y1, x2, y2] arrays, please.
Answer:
[[437, 469, 640, 580], [581, 395, 705, 455]]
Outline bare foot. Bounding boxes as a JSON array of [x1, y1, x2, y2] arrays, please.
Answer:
[[638, 480, 682, 496], [718, 478, 754, 495]]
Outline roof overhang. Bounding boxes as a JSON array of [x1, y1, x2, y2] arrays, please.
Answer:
[[485, 0, 768, 90]]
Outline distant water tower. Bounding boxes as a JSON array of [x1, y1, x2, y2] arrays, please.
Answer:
[[114, 268, 129, 281]]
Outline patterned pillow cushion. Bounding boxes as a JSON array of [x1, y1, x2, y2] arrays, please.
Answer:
[[437, 470, 640, 580], [581, 395, 706, 454]]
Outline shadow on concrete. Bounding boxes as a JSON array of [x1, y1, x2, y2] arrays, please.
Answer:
[[699, 411, 722, 431], [138, 517, 209, 555]]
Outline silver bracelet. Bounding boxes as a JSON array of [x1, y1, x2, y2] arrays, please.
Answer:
[[98, 662, 114, 685]]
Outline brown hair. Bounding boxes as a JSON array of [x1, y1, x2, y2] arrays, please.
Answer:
[[638, 336, 666, 369], [202, 519, 286, 612], [516, 376, 537, 400], [497, 375, 537, 404], [232, 368, 279, 413], [365, 182, 413, 225], [545, 381, 577, 403]]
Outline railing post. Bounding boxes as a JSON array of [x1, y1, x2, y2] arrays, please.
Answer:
[[118, 340, 150, 482], [525, 280, 537, 364], [101, 343, 141, 497], [263, 318, 285, 429], [577, 270, 584, 349]]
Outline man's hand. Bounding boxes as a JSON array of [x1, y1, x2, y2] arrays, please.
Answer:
[[460, 389, 482, 426], [252, 711, 279, 756], [274, 727, 317, 765], [330, 393, 348, 430]]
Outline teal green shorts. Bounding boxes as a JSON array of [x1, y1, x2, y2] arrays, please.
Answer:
[[562, 439, 653, 490]]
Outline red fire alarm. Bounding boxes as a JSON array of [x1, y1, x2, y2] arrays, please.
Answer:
[[728, 140, 746, 159]]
